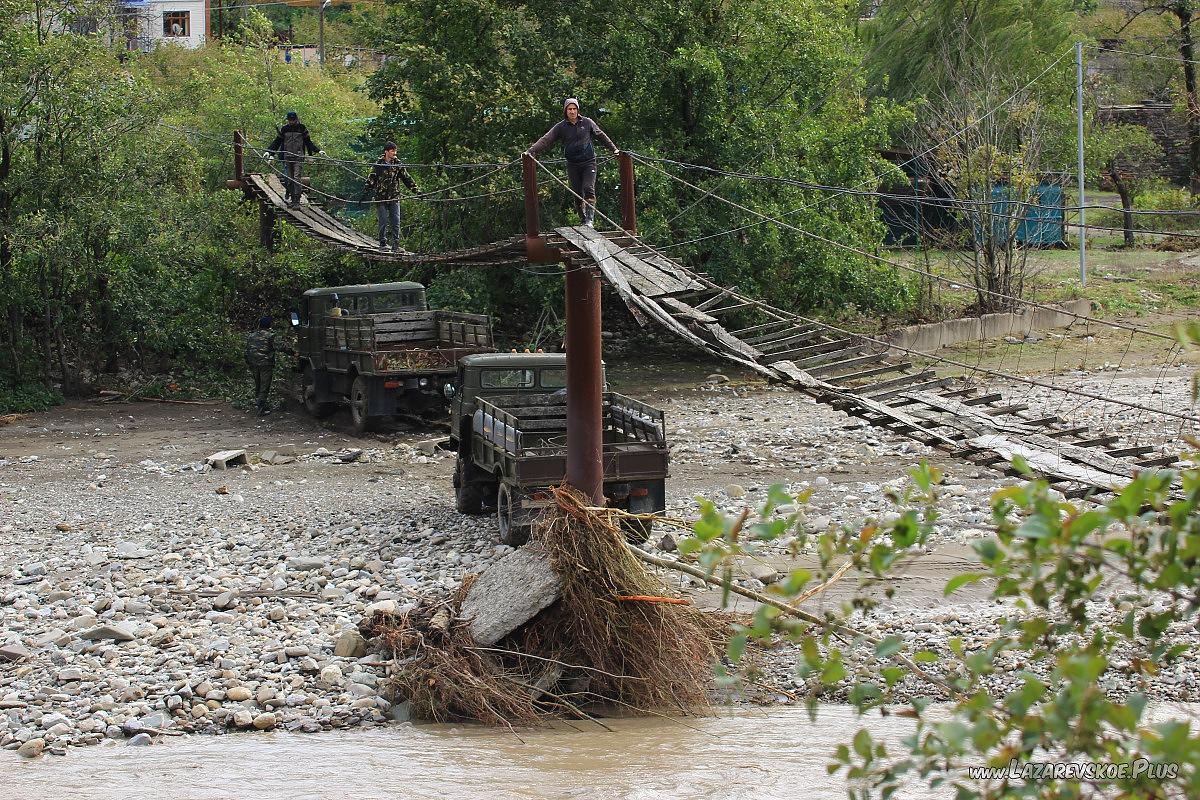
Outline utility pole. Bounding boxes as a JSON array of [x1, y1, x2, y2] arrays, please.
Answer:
[[216, 0, 222, 40], [1075, 40, 1087, 287], [319, 0, 330, 66]]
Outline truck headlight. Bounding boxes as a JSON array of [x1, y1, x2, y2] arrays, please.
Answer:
[[443, 383, 456, 399], [418, 378, 430, 388]]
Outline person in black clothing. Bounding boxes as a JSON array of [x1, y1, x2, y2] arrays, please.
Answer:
[[266, 111, 323, 208], [528, 98, 619, 227], [364, 142, 420, 250]]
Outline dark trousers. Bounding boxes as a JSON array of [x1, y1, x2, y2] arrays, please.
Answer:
[[567, 160, 598, 217], [253, 365, 274, 413], [282, 158, 303, 205], [375, 200, 400, 247]]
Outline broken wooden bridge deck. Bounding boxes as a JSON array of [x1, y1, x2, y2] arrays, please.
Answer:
[[240, 172, 1179, 499]]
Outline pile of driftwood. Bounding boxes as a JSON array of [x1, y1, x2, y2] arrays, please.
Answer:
[[361, 486, 718, 726]]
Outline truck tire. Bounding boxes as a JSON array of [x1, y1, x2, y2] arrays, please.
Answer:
[[454, 457, 489, 515], [619, 517, 654, 545], [349, 375, 379, 434], [301, 365, 335, 419], [497, 483, 532, 547]]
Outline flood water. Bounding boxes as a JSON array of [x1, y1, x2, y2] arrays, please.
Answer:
[[9, 706, 933, 800]]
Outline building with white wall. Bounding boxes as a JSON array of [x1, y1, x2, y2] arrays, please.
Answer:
[[118, 0, 208, 50]]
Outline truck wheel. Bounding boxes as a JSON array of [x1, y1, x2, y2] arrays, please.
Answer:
[[301, 365, 335, 419], [497, 483, 531, 546], [349, 375, 379, 434], [454, 457, 489, 515], [619, 517, 654, 545]]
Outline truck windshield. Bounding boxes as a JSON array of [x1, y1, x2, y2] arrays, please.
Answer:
[[540, 369, 567, 389], [368, 291, 425, 312], [481, 369, 536, 389]]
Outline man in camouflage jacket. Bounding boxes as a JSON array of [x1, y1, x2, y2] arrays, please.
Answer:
[[245, 316, 286, 415], [365, 142, 419, 250]]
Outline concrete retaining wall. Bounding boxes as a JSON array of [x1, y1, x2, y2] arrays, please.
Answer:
[[884, 299, 1094, 355]]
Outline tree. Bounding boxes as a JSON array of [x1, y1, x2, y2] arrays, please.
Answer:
[[863, 0, 1075, 104], [364, 0, 911, 319], [1090, 123, 1165, 246]]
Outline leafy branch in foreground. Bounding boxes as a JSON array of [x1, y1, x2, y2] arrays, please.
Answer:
[[684, 461, 1200, 799]]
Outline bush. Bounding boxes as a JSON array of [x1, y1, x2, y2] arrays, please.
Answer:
[[0, 384, 64, 414]]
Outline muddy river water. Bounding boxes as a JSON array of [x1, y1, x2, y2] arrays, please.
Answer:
[[9, 706, 935, 800]]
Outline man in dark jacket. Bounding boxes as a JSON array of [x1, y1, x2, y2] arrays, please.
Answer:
[[364, 142, 420, 250], [245, 316, 286, 415], [267, 111, 323, 208], [528, 98, 619, 227]]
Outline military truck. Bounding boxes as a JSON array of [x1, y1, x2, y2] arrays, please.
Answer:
[[446, 352, 668, 545], [292, 282, 494, 432]]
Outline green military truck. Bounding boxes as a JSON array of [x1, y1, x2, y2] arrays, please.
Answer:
[[292, 282, 494, 432], [446, 352, 668, 545]]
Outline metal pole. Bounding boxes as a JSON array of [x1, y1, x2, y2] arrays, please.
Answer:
[[1076, 40, 1087, 287], [319, 0, 329, 66], [522, 152, 540, 241], [565, 259, 604, 504], [619, 151, 636, 233], [233, 129, 244, 179]]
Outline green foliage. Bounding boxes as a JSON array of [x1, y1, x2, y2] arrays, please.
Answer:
[[0, 2, 373, 392], [863, 0, 1075, 104], [689, 462, 1200, 798], [0, 383, 62, 414], [365, 0, 912, 317]]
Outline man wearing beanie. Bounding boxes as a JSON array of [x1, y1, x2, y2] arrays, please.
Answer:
[[528, 98, 619, 227], [365, 141, 420, 251], [266, 111, 323, 208]]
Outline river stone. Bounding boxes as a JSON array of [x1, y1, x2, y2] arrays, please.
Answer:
[[0, 642, 31, 663], [459, 542, 562, 646], [333, 630, 368, 658], [79, 623, 135, 642], [746, 562, 780, 585], [226, 686, 252, 702], [127, 733, 152, 746], [17, 738, 45, 758], [252, 712, 277, 730]]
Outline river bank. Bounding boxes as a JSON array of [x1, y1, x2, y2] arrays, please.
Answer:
[[2, 355, 1197, 759]]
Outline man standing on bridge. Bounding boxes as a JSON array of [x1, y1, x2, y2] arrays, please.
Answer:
[[266, 111, 323, 209], [528, 98, 619, 228], [365, 142, 420, 251]]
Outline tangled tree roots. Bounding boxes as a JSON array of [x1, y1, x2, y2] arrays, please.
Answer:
[[362, 486, 718, 725]]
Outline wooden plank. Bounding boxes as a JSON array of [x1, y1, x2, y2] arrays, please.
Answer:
[[1042, 426, 1090, 439], [1136, 454, 1179, 468], [767, 337, 857, 360], [702, 323, 762, 360], [660, 296, 718, 324], [963, 393, 1004, 406], [708, 301, 756, 316], [832, 362, 914, 384], [852, 370, 934, 396], [985, 404, 1030, 417], [693, 291, 734, 312], [790, 345, 871, 369], [1106, 445, 1158, 458], [747, 325, 820, 345], [806, 352, 887, 376], [573, 227, 691, 295], [731, 319, 793, 337], [869, 377, 953, 401], [1071, 435, 1120, 448], [969, 434, 1127, 489]]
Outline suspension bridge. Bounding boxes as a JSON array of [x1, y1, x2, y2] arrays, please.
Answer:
[[227, 137, 1186, 501]]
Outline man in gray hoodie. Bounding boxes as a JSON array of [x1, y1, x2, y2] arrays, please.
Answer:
[[528, 98, 619, 227]]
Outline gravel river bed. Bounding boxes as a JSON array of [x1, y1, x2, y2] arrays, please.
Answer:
[[2, 355, 1198, 773]]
